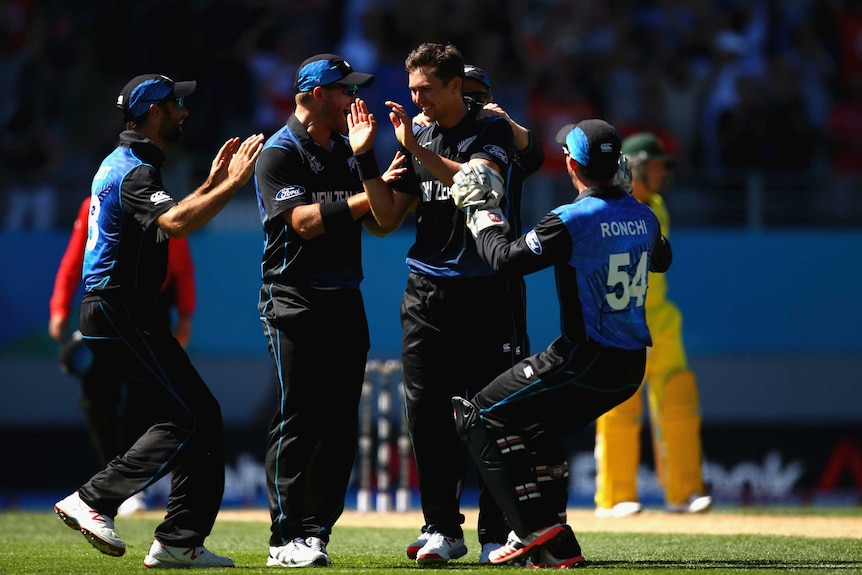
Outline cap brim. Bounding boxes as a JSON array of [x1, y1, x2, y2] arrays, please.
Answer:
[[335, 72, 374, 88], [172, 80, 197, 97], [555, 124, 576, 145]]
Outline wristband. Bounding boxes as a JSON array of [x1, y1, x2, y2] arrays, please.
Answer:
[[319, 200, 354, 232], [354, 150, 380, 181]]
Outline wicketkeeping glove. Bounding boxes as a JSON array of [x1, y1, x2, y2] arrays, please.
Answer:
[[614, 153, 633, 194], [451, 161, 505, 212], [466, 207, 510, 238]]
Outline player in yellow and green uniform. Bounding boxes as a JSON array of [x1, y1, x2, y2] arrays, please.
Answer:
[[594, 132, 711, 517]]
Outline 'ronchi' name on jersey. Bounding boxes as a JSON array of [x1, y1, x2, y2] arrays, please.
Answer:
[[600, 219, 649, 237], [312, 190, 355, 204]]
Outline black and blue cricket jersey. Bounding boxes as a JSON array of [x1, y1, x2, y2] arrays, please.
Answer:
[[254, 114, 365, 289], [393, 101, 515, 278], [83, 131, 178, 300], [474, 186, 671, 350]]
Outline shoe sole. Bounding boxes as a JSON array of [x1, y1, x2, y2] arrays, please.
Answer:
[[145, 558, 235, 568], [416, 546, 468, 565], [490, 525, 565, 565], [55, 506, 125, 557], [266, 555, 330, 567], [530, 551, 587, 569]]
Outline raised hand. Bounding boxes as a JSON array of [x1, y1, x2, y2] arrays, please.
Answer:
[[226, 133, 264, 188], [382, 150, 407, 184], [348, 99, 376, 154], [385, 100, 418, 152]]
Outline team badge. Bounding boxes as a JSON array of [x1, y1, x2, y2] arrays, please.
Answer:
[[526, 230, 542, 254], [150, 191, 171, 206], [483, 144, 508, 164], [276, 186, 305, 201]]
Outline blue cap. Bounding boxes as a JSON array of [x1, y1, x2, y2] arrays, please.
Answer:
[[294, 53, 374, 93], [117, 74, 196, 120], [556, 119, 621, 180]]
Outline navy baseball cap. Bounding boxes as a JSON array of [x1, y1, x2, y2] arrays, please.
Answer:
[[556, 119, 621, 181], [294, 54, 374, 93], [464, 64, 491, 90], [117, 74, 196, 120]]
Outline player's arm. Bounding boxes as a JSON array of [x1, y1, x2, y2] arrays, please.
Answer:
[[165, 236, 196, 348], [348, 100, 417, 232], [49, 197, 90, 341], [650, 233, 672, 273], [157, 134, 264, 237], [384, 99, 463, 186], [516, 130, 545, 177], [284, 193, 374, 240], [474, 212, 571, 277]]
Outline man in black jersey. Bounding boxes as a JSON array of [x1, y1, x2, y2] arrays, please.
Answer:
[[347, 42, 518, 565], [53, 73, 263, 568], [253, 53, 392, 568], [413, 64, 546, 366]]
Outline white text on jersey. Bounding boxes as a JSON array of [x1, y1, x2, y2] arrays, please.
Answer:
[[600, 219, 649, 237]]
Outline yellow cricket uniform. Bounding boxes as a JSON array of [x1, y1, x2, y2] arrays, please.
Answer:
[[595, 193, 705, 509]]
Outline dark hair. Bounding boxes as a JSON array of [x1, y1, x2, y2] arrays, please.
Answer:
[[405, 43, 465, 88]]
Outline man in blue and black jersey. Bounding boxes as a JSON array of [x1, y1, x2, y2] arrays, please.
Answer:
[[347, 42, 520, 565], [53, 73, 263, 568], [449, 119, 673, 568], [253, 53, 393, 569]]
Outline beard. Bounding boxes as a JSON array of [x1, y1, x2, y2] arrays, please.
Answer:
[[160, 117, 184, 144]]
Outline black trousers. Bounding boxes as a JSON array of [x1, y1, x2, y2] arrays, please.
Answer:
[[401, 272, 518, 542], [471, 339, 646, 532], [261, 284, 369, 546], [78, 291, 225, 547]]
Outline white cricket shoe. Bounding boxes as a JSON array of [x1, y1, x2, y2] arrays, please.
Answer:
[[667, 494, 713, 514], [267, 538, 329, 567], [405, 530, 431, 560], [305, 537, 332, 565], [143, 539, 234, 568], [117, 491, 148, 518], [594, 501, 643, 518], [54, 491, 126, 557], [415, 532, 468, 565], [479, 542, 503, 565]]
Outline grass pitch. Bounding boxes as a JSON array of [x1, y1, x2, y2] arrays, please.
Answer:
[[0, 509, 860, 574]]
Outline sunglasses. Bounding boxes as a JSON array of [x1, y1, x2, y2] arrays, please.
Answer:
[[342, 84, 359, 97], [142, 96, 185, 109], [464, 91, 491, 104]]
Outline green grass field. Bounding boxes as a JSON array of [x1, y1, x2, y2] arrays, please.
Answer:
[[1, 509, 860, 574]]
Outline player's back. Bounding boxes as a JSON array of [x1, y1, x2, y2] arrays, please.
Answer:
[[552, 189, 661, 350]]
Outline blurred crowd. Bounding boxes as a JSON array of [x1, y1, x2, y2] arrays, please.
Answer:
[[1, 0, 860, 230]]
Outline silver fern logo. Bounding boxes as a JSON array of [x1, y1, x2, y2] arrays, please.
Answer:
[[457, 136, 478, 153]]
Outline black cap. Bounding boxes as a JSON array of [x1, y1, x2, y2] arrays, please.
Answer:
[[464, 64, 491, 90], [294, 53, 375, 93], [556, 119, 622, 180], [116, 74, 196, 120]]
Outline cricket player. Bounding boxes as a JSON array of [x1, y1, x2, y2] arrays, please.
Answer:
[[594, 132, 711, 517]]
